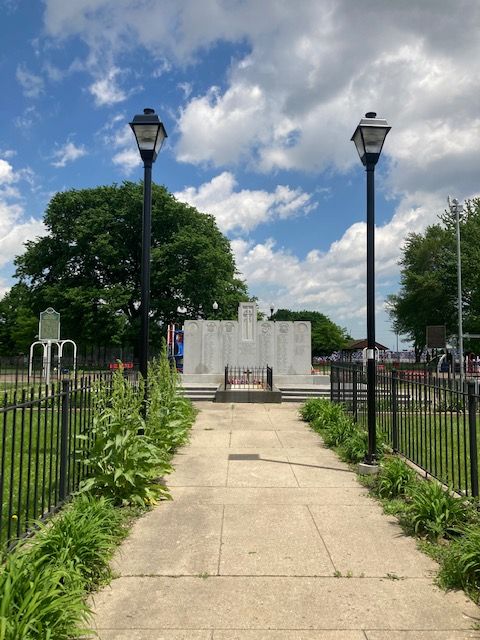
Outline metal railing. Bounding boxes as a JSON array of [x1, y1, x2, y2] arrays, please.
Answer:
[[0, 372, 140, 550], [331, 363, 480, 497], [224, 365, 273, 391]]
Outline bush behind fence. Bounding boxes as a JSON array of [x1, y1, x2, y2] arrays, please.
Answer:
[[331, 363, 480, 497], [0, 372, 139, 550]]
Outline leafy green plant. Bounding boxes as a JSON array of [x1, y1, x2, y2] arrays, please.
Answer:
[[321, 414, 357, 447], [299, 398, 328, 422], [0, 550, 89, 640], [32, 494, 126, 591], [146, 344, 195, 454], [406, 480, 468, 540], [438, 525, 480, 598], [376, 457, 417, 499], [311, 401, 346, 431], [78, 368, 171, 506], [340, 428, 385, 464]]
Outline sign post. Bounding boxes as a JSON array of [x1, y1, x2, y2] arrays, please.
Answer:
[[38, 308, 60, 385]]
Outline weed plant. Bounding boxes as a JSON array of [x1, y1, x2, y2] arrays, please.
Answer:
[[438, 526, 480, 600], [0, 550, 89, 640], [32, 494, 126, 591], [301, 397, 384, 464], [405, 480, 468, 541], [376, 457, 417, 500], [299, 397, 329, 422]]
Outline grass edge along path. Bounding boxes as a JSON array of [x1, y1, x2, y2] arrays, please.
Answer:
[[0, 350, 196, 639], [300, 397, 480, 606]]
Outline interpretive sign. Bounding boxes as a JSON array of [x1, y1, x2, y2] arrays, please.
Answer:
[[426, 325, 446, 349], [39, 308, 60, 341]]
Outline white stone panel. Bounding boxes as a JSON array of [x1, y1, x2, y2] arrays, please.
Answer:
[[257, 321, 275, 367], [275, 322, 295, 374], [202, 321, 222, 374], [221, 321, 239, 367], [183, 320, 203, 374], [293, 322, 312, 374]]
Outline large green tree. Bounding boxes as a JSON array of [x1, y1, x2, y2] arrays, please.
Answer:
[[3, 181, 248, 355], [387, 198, 480, 359], [271, 309, 350, 356]]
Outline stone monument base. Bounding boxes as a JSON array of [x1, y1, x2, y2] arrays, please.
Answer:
[[214, 385, 282, 404], [180, 373, 329, 387]]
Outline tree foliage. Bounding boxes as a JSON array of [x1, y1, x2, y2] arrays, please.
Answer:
[[387, 198, 480, 358], [271, 308, 350, 356], [1, 181, 248, 354]]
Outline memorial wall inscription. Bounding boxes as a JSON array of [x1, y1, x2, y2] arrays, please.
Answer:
[[183, 302, 311, 375]]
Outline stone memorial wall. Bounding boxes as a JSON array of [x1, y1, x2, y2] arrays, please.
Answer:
[[183, 302, 311, 375]]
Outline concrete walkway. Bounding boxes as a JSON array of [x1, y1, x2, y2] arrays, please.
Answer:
[[92, 403, 480, 639]]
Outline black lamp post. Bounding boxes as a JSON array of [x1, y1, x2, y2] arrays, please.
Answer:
[[269, 304, 274, 320], [130, 108, 167, 384], [351, 112, 390, 465], [212, 301, 219, 318]]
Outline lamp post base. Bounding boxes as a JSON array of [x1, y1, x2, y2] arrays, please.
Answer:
[[358, 461, 380, 476]]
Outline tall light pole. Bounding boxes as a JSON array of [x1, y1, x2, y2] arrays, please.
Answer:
[[130, 108, 167, 384], [351, 112, 391, 466], [449, 196, 464, 383], [212, 301, 219, 318], [269, 304, 274, 320]]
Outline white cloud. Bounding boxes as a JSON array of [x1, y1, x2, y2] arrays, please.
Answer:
[[0, 159, 15, 184], [89, 67, 127, 106], [106, 123, 141, 174], [51, 141, 87, 168], [0, 157, 46, 268], [174, 172, 315, 233], [39, 0, 480, 345], [232, 190, 453, 344], [14, 106, 40, 131], [16, 64, 44, 98], [112, 148, 141, 172]]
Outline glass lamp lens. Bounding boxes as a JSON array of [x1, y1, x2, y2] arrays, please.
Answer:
[[133, 124, 159, 151], [362, 126, 389, 155], [154, 126, 167, 155]]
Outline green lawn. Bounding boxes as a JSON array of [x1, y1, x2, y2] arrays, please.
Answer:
[[0, 391, 94, 549], [351, 401, 480, 496]]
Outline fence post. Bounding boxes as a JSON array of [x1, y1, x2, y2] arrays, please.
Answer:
[[468, 382, 479, 498], [330, 365, 335, 403], [59, 378, 70, 501], [352, 365, 358, 423], [392, 369, 399, 452]]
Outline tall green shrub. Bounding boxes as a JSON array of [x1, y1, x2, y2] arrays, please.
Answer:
[[146, 343, 195, 454], [79, 369, 170, 505]]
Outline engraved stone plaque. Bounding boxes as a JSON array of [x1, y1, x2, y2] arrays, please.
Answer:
[[222, 321, 238, 367], [293, 322, 311, 373], [275, 322, 295, 374], [257, 322, 274, 366], [183, 321, 203, 374]]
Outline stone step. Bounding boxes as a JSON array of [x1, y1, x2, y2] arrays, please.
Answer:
[[182, 385, 217, 402], [280, 387, 330, 402]]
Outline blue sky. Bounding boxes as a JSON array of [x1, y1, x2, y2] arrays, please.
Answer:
[[1, 0, 480, 350]]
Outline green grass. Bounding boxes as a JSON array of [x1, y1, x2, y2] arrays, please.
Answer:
[[351, 400, 480, 496], [0, 494, 132, 639]]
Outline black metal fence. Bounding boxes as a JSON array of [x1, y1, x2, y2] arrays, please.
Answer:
[[0, 372, 139, 550], [331, 363, 480, 497], [225, 365, 273, 391]]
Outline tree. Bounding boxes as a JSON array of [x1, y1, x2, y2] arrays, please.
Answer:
[[3, 181, 248, 355], [271, 309, 350, 356], [0, 284, 38, 354], [387, 198, 480, 359]]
